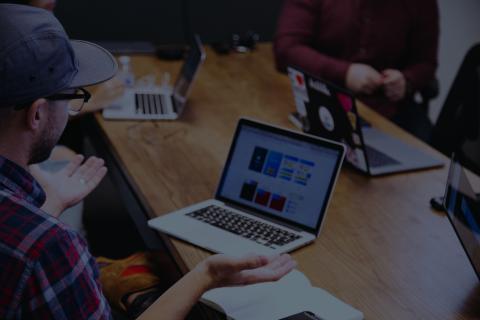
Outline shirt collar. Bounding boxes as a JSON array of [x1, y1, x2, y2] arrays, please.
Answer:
[[0, 155, 46, 208]]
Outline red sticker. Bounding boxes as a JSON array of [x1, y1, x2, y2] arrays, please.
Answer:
[[295, 74, 304, 86], [337, 93, 353, 112]]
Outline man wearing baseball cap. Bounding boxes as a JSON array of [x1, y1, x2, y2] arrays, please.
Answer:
[[0, 4, 295, 319]]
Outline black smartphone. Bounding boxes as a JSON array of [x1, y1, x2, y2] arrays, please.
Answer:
[[279, 311, 324, 320]]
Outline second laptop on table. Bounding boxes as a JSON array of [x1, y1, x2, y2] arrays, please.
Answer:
[[287, 66, 443, 176], [103, 35, 206, 121], [148, 118, 345, 254]]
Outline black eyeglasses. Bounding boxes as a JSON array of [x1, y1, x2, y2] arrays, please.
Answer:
[[15, 87, 91, 116], [46, 87, 91, 116]]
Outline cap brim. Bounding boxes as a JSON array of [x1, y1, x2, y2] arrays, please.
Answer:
[[69, 40, 118, 88]]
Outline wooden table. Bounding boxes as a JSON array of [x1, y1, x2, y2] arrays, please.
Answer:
[[91, 44, 480, 319]]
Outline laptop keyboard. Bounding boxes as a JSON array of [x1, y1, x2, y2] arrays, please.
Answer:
[[365, 145, 401, 168], [135, 93, 170, 115], [186, 205, 302, 249]]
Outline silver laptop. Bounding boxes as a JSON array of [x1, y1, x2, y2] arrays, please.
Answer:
[[287, 66, 444, 176], [444, 155, 480, 280], [148, 118, 346, 254], [103, 35, 206, 120]]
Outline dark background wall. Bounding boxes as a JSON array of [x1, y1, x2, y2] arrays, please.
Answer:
[[55, 0, 285, 45]]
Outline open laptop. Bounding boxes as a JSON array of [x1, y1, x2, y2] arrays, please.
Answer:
[[287, 66, 444, 176], [102, 35, 206, 120], [148, 118, 346, 254], [444, 155, 480, 280]]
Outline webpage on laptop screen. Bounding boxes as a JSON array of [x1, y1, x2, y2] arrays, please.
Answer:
[[219, 125, 339, 229]]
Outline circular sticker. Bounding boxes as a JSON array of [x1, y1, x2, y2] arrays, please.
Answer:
[[318, 106, 335, 132]]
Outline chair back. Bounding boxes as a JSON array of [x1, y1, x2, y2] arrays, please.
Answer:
[[431, 43, 480, 173]]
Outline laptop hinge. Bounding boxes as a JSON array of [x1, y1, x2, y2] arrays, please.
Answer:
[[223, 201, 305, 233]]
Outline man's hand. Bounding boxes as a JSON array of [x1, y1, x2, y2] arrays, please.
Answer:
[[30, 155, 107, 217], [196, 254, 296, 290], [136, 254, 295, 320], [382, 69, 407, 102], [346, 63, 383, 95]]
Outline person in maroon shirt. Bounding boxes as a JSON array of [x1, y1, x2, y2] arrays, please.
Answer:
[[274, 0, 439, 138]]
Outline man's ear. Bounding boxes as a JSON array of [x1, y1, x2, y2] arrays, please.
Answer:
[[25, 98, 48, 131]]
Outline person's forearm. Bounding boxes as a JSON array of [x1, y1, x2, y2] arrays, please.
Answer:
[[136, 265, 212, 320], [402, 63, 437, 91]]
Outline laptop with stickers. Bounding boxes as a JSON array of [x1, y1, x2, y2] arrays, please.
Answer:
[[287, 66, 443, 176]]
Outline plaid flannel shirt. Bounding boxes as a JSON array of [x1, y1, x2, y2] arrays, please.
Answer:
[[0, 156, 112, 319]]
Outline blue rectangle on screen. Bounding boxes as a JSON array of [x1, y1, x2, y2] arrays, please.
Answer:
[[263, 151, 283, 177]]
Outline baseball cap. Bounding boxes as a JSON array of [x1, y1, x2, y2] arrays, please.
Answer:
[[0, 4, 118, 106]]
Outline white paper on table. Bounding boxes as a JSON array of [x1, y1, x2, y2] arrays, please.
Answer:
[[200, 270, 363, 320]]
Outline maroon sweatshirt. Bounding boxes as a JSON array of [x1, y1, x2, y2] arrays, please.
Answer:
[[274, 0, 439, 118]]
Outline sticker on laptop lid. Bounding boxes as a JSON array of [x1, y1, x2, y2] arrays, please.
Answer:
[[347, 112, 357, 130], [336, 92, 353, 112], [352, 133, 361, 146], [346, 146, 367, 171], [318, 106, 335, 131], [345, 145, 358, 164], [294, 97, 308, 116], [309, 78, 331, 96], [288, 68, 309, 102]]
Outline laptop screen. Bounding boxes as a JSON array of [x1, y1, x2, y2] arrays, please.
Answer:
[[173, 35, 206, 106], [444, 158, 480, 279], [216, 119, 345, 233]]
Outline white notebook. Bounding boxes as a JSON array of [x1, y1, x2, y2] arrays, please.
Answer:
[[200, 270, 364, 320]]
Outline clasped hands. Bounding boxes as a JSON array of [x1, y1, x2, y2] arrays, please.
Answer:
[[346, 63, 407, 102]]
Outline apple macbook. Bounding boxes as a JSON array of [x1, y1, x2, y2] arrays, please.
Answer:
[[103, 35, 206, 120], [148, 118, 346, 254], [287, 66, 444, 176]]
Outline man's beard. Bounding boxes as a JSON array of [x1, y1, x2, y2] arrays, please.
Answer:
[[28, 122, 61, 165]]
